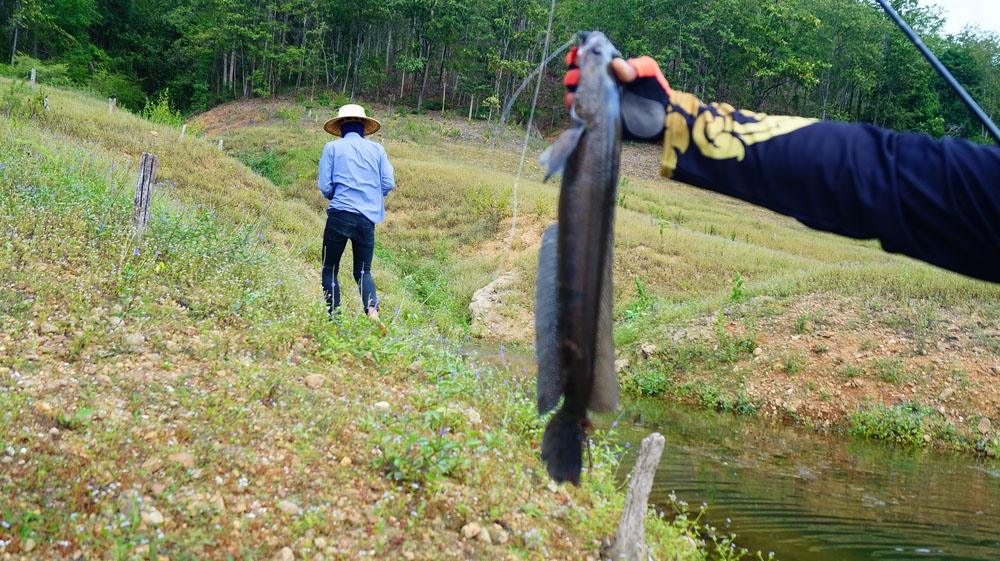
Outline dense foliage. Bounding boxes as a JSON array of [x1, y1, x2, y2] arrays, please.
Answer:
[[1, 0, 998, 140]]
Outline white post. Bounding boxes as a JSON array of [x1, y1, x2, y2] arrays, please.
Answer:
[[179, 124, 187, 141], [608, 433, 666, 561], [217, 138, 224, 150], [29, 68, 36, 90]]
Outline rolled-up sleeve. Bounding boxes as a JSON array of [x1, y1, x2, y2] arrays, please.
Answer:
[[379, 147, 396, 196], [317, 143, 335, 199]]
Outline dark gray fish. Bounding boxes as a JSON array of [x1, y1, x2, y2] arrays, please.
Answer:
[[535, 31, 622, 485]]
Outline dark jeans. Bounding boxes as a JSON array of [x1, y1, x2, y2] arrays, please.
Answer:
[[322, 209, 378, 314]]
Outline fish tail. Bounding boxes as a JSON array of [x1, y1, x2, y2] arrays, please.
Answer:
[[541, 406, 586, 485]]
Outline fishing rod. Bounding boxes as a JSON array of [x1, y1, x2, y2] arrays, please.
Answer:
[[874, 0, 1000, 144]]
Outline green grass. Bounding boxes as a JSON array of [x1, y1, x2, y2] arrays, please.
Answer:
[[0, 79, 773, 560], [849, 403, 959, 447]]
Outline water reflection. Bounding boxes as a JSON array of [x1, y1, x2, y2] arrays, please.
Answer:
[[606, 400, 1000, 561]]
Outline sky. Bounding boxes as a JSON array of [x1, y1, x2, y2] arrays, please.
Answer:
[[921, 0, 1000, 36]]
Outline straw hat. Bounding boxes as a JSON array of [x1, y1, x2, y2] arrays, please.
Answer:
[[323, 104, 382, 136]]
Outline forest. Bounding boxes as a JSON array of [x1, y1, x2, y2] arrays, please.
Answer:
[[2, 0, 999, 141]]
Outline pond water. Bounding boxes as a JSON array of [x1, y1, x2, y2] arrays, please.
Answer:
[[608, 399, 1000, 561], [459, 342, 1000, 560]]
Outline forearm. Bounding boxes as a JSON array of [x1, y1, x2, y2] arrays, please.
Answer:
[[661, 90, 1000, 282], [317, 148, 335, 199]]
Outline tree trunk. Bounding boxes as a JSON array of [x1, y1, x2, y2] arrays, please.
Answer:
[[417, 43, 431, 110], [385, 28, 392, 76], [9, 0, 20, 65]]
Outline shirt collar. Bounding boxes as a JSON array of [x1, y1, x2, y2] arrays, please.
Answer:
[[344, 132, 361, 139]]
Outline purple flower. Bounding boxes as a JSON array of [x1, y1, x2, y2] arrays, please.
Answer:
[[132, 247, 141, 256]]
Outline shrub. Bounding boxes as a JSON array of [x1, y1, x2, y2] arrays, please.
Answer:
[[141, 89, 185, 126], [849, 402, 953, 446]]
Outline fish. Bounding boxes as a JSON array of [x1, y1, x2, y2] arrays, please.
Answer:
[[535, 31, 622, 485]]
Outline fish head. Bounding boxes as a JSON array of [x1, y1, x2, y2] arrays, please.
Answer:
[[571, 31, 621, 124]]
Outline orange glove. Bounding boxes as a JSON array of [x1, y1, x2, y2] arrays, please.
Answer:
[[563, 47, 672, 141]]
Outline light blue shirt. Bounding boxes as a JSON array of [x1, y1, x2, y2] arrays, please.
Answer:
[[317, 132, 395, 224]]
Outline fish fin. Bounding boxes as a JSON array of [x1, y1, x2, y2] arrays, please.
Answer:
[[541, 406, 585, 485], [588, 251, 619, 412], [539, 126, 585, 182], [535, 223, 562, 415]]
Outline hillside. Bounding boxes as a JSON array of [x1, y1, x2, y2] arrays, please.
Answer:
[[199, 97, 1000, 453], [0, 80, 740, 560]]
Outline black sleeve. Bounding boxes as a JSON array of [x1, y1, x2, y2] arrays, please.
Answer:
[[660, 91, 1000, 282]]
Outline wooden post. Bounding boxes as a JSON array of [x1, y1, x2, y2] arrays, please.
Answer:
[[132, 153, 158, 236], [178, 124, 187, 141], [108, 97, 117, 114], [607, 433, 665, 561], [217, 138, 224, 150], [29, 68, 36, 90]]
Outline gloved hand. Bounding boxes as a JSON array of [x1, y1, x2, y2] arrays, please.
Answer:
[[563, 47, 671, 141]]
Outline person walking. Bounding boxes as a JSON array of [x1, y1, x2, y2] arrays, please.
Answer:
[[317, 104, 396, 319]]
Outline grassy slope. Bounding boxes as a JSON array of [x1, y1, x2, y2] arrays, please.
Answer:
[[211, 98, 999, 453], [0, 81, 734, 560]]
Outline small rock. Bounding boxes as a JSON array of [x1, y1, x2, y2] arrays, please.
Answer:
[[40, 321, 58, 334], [478, 527, 492, 544], [521, 528, 543, 550], [169, 452, 195, 468], [639, 342, 658, 359], [339, 456, 352, 466], [614, 358, 629, 373], [313, 538, 327, 549], [753, 346, 763, 357], [403, 552, 415, 561], [491, 523, 509, 544], [373, 401, 391, 413], [466, 408, 482, 425], [141, 507, 164, 526], [124, 333, 145, 352], [938, 387, 956, 401], [275, 547, 294, 561], [277, 500, 301, 516], [992, 364, 1000, 376], [22, 538, 36, 553], [978, 418, 992, 435], [304, 375, 324, 389], [96, 374, 112, 385], [461, 522, 481, 539]]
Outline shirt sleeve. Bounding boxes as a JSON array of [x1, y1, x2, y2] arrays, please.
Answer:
[[660, 90, 1000, 282], [379, 146, 396, 196], [317, 143, 336, 200]]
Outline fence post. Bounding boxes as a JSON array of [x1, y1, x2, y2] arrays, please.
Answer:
[[607, 433, 665, 561], [132, 153, 158, 236], [29, 68, 36, 91], [217, 138, 224, 150], [179, 124, 187, 141], [108, 97, 117, 114]]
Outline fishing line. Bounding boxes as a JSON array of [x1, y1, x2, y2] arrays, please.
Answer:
[[499, 0, 558, 272]]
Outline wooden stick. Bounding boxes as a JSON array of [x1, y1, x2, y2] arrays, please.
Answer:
[[608, 433, 665, 561], [132, 153, 158, 236]]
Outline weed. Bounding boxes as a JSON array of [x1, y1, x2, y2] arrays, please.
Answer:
[[781, 352, 806, 374], [730, 272, 747, 302], [841, 364, 864, 379], [872, 358, 906, 384]]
